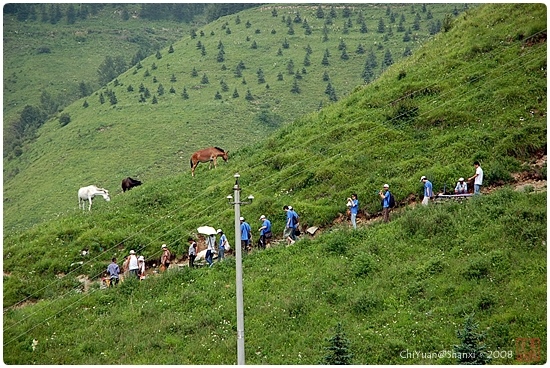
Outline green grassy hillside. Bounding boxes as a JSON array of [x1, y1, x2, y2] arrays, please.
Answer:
[[2, 5, 188, 122], [3, 3, 465, 230], [3, 3, 547, 365], [3, 191, 546, 364]]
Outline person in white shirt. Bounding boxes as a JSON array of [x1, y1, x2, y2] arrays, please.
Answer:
[[454, 177, 468, 194], [206, 234, 215, 267], [128, 250, 139, 278], [468, 161, 484, 195], [137, 255, 146, 280]]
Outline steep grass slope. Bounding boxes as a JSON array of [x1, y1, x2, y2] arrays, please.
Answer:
[[3, 3, 464, 230], [3, 3, 547, 365]]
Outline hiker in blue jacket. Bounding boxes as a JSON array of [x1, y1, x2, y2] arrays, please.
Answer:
[[283, 205, 299, 245], [379, 184, 391, 223], [240, 216, 252, 253], [420, 175, 433, 205], [258, 215, 272, 249], [347, 193, 359, 229]]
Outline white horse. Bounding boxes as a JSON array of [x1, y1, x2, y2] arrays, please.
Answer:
[[78, 185, 110, 211]]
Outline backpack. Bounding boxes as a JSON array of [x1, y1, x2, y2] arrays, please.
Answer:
[[291, 212, 299, 227], [381, 192, 396, 208], [389, 193, 396, 208]]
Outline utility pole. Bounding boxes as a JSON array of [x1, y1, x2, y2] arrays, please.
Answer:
[[227, 173, 253, 365]]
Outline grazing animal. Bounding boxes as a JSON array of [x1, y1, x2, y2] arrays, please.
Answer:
[[190, 146, 229, 177], [78, 185, 110, 211], [121, 177, 142, 192]]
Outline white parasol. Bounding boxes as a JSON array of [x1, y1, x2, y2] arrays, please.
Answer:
[[197, 226, 217, 235]]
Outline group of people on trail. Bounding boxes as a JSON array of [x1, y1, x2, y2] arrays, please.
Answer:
[[346, 161, 484, 228], [107, 163, 485, 283], [346, 184, 394, 227], [106, 249, 147, 286], [420, 161, 484, 204], [105, 207, 294, 285], [239, 206, 293, 251], [106, 243, 175, 286]]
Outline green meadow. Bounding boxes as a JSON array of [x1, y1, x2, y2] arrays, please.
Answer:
[[3, 3, 547, 365]]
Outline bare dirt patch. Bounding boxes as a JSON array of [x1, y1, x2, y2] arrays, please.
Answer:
[[511, 154, 547, 192]]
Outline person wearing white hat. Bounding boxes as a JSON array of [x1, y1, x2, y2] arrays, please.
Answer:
[[137, 256, 146, 280], [258, 215, 272, 249], [128, 250, 139, 278], [160, 244, 171, 272], [240, 217, 252, 253], [205, 233, 216, 267], [454, 177, 468, 194], [379, 184, 391, 223], [420, 176, 433, 206], [283, 206, 299, 245]]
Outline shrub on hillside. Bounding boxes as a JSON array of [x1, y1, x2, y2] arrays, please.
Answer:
[[36, 46, 51, 54], [353, 252, 376, 277], [59, 112, 71, 126], [485, 157, 517, 185], [321, 323, 354, 365], [462, 257, 490, 280], [453, 313, 492, 364], [351, 293, 383, 315]]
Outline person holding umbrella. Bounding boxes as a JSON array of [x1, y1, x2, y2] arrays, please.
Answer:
[[197, 226, 218, 267], [206, 233, 215, 267]]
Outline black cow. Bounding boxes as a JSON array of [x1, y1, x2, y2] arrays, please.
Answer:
[[121, 177, 142, 192]]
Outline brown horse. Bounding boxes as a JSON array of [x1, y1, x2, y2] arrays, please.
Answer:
[[190, 147, 229, 176]]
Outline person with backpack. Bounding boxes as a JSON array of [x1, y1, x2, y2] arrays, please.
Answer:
[[379, 184, 393, 223], [289, 206, 299, 236], [258, 215, 272, 249], [283, 205, 299, 245]]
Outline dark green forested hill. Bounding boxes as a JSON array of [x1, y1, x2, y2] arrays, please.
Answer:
[[2, 3, 547, 365]]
